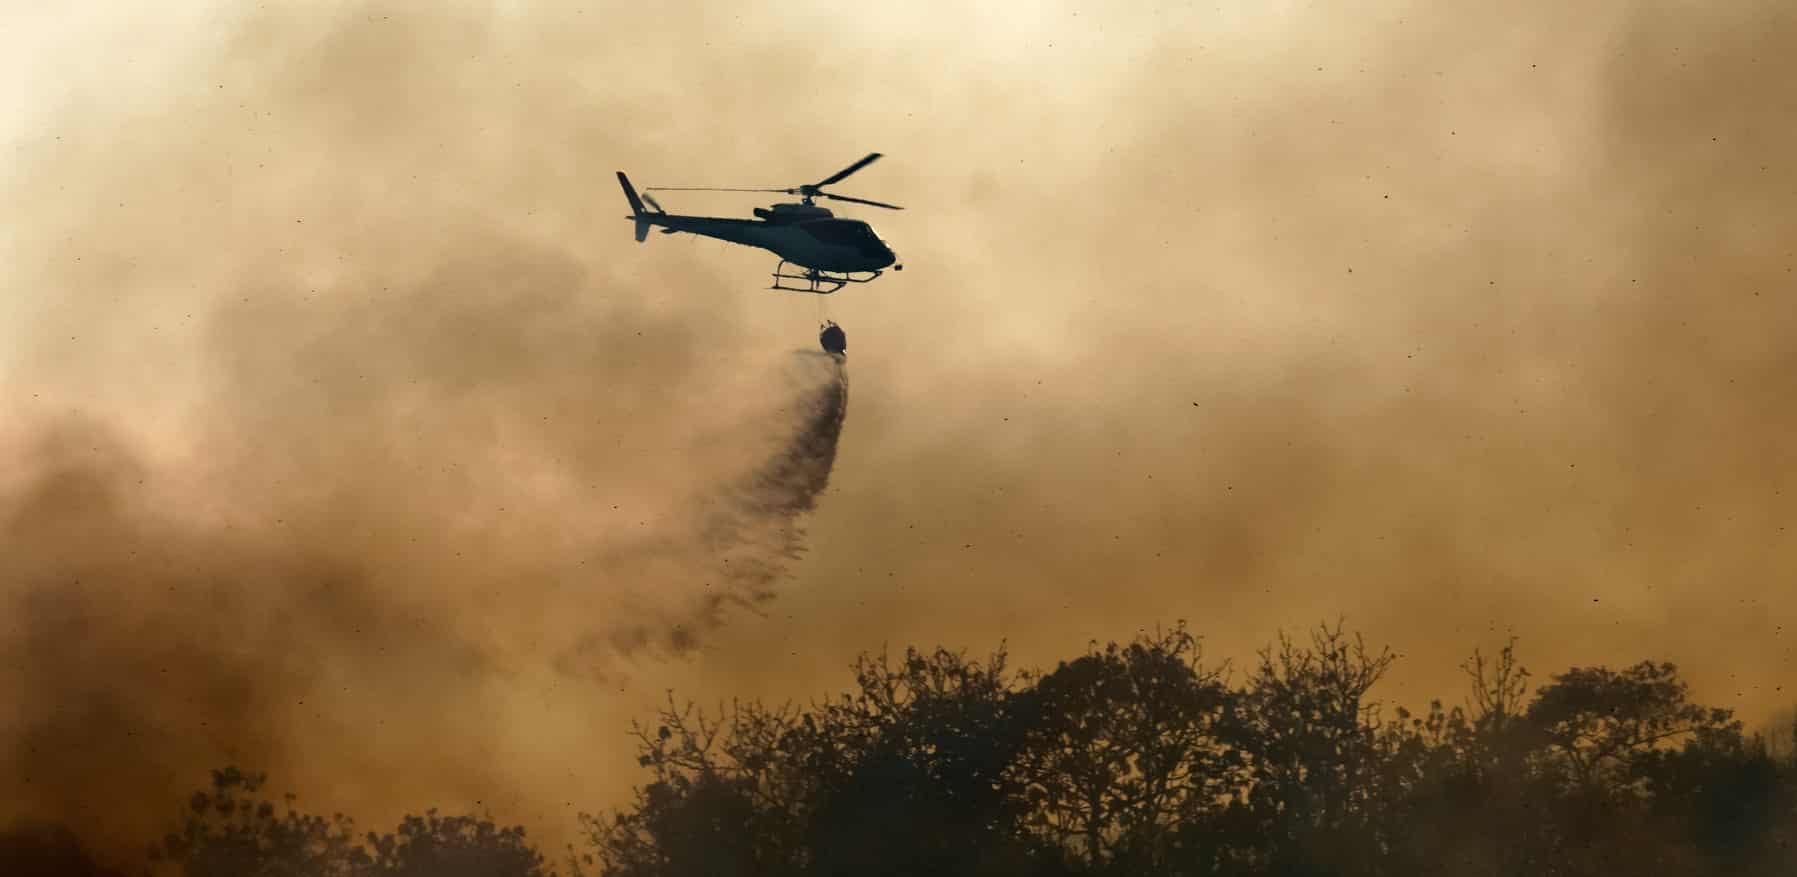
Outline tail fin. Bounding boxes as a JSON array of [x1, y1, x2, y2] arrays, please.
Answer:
[[617, 171, 647, 214], [617, 171, 651, 242]]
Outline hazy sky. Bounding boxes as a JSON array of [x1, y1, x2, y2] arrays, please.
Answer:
[[4, 0, 1794, 860]]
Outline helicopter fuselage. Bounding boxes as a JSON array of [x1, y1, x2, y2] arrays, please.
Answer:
[[634, 209, 896, 273]]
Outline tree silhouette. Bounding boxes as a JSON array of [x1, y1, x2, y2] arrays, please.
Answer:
[[1009, 623, 1238, 874], [582, 694, 815, 876], [155, 767, 366, 877], [801, 646, 1025, 875], [149, 766, 549, 877], [22, 619, 1796, 876], [1220, 621, 1400, 875], [362, 811, 552, 877], [585, 620, 1797, 877], [1526, 661, 1740, 792]]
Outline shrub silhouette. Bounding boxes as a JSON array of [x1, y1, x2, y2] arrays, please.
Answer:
[[584, 622, 1797, 877], [148, 767, 550, 877], [19, 621, 1794, 876]]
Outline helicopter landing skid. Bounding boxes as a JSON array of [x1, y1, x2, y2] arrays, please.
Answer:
[[770, 261, 882, 295]]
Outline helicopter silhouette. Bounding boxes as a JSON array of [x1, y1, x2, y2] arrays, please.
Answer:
[[615, 153, 903, 296]]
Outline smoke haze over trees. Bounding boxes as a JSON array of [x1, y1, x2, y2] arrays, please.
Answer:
[[7, 0, 1797, 872], [583, 623, 1797, 876], [8, 622, 1793, 876]]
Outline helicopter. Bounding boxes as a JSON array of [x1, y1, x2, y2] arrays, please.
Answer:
[[614, 153, 903, 297]]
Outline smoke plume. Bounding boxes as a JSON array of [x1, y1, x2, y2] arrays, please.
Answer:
[[561, 352, 850, 670]]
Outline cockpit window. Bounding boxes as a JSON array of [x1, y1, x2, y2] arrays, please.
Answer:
[[804, 220, 881, 247]]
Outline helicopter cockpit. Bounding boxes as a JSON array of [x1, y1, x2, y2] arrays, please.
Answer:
[[802, 219, 887, 251]]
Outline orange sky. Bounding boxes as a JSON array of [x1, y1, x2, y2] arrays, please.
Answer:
[[3, 0, 1794, 860]]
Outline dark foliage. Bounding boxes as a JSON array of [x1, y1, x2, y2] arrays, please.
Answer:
[[147, 767, 551, 877], [25, 621, 1796, 876], [585, 622, 1797, 877]]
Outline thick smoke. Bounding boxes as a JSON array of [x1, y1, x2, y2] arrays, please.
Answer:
[[0, 335, 853, 864], [675, 0, 1797, 734], [1, 4, 864, 855], [6, 0, 1797, 868]]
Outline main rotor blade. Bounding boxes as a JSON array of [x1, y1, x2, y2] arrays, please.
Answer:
[[643, 186, 792, 193], [813, 153, 882, 187], [821, 192, 904, 210]]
